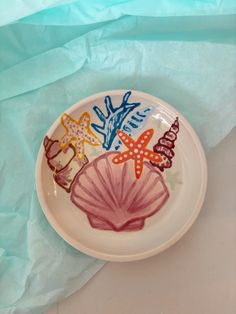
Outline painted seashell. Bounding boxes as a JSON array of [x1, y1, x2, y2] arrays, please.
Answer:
[[151, 117, 179, 172], [44, 136, 88, 192], [43, 136, 75, 173], [54, 156, 89, 192], [71, 152, 169, 231]]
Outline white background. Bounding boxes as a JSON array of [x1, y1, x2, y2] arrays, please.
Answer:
[[46, 127, 236, 314]]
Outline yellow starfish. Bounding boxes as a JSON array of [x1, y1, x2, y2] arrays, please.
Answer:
[[60, 112, 101, 160]]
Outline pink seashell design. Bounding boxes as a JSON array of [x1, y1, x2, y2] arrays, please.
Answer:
[[44, 136, 88, 193], [151, 117, 179, 172], [71, 152, 169, 231], [43, 136, 76, 172]]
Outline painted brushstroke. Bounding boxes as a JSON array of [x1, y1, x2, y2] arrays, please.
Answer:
[[150, 117, 179, 172], [112, 129, 162, 179]]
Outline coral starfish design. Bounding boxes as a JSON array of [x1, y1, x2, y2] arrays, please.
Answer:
[[111, 106, 154, 150], [112, 129, 162, 179], [60, 112, 101, 160]]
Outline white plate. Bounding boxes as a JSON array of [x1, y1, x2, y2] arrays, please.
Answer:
[[36, 90, 207, 261]]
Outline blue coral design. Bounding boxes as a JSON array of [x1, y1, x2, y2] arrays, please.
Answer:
[[91, 91, 140, 150]]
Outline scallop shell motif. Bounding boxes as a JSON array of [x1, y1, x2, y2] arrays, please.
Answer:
[[71, 152, 169, 231]]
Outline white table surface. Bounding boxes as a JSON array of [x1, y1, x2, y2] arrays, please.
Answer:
[[46, 127, 236, 314]]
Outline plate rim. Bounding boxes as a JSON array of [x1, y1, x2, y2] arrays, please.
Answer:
[[35, 89, 208, 262]]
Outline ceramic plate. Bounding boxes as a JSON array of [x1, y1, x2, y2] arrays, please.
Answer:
[[36, 90, 207, 261]]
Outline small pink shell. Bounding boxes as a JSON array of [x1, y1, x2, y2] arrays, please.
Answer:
[[71, 152, 169, 231], [43, 136, 88, 192], [151, 117, 179, 172]]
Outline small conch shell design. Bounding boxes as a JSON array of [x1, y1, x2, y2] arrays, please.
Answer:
[[150, 117, 179, 172]]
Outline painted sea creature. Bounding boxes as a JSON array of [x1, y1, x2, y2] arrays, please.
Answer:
[[60, 112, 101, 160], [112, 129, 162, 179], [44, 136, 88, 192], [150, 117, 179, 171], [91, 91, 140, 150], [44, 136, 75, 173], [71, 152, 169, 231], [111, 106, 154, 150]]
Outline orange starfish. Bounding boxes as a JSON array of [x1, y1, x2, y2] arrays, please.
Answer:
[[112, 129, 162, 179]]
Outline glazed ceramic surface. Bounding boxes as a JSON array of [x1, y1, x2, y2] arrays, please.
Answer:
[[36, 90, 207, 261]]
